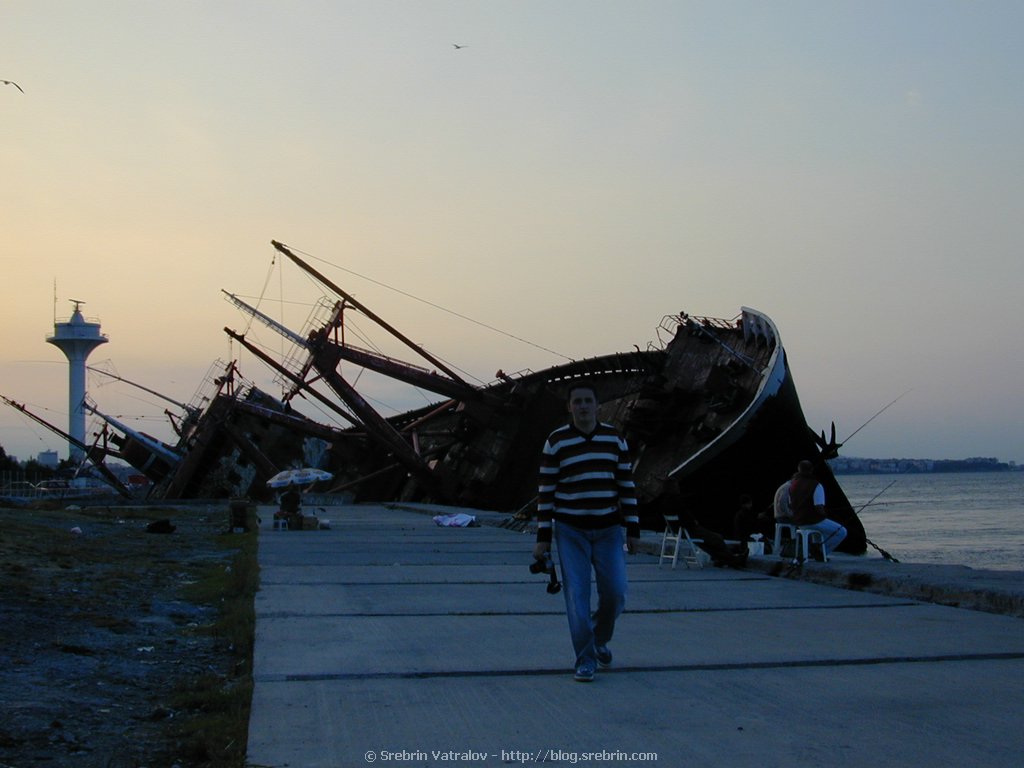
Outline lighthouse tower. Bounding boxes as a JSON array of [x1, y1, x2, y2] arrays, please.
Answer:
[[46, 300, 108, 461]]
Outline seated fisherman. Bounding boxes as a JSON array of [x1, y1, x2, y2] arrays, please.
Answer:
[[788, 460, 847, 556], [733, 492, 774, 542], [774, 480, 794, 523], [278, 488, 301, 516]]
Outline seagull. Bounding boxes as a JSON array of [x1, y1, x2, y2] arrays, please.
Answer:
[[452, 44, 467, 50], [1, 79, 24, 93]]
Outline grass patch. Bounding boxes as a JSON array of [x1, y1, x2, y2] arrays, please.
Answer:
[[173, 508, 260, 767], [169, 674, 255, 765], [0, 502, 262, 766]]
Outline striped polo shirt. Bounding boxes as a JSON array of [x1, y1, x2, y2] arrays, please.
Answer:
[[536, 421, 639, 543]]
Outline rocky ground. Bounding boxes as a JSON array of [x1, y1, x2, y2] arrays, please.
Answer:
[[0, 501, 251, 767]]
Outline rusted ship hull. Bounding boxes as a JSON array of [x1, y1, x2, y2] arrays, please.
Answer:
[[122, 300, 865, 554]]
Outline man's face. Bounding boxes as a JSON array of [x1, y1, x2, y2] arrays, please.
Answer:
[[567, 387, 598, 428]]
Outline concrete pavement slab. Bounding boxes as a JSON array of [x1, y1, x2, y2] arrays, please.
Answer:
[[251, 660, 1021, 768], [248, 503, 1024, 768]]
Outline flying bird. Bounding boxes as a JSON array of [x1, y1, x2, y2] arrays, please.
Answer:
[[452, 44, 467, 49], [1, 79, 24, 93]]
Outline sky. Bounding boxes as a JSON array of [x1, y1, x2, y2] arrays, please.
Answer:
[[2, 1, 1022, 466]]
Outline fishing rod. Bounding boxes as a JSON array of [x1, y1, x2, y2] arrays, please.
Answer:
[[836, 499, 914, 509], [812, 389, 913, 462], [841, 389, 913, 446], [852, 479, 900, 562], [805, 390, 912, 546]]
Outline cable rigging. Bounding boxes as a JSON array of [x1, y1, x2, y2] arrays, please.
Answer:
[[284, 242, 573, 362]]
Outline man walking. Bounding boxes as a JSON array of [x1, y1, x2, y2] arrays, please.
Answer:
[[533, 381, 639, 682]]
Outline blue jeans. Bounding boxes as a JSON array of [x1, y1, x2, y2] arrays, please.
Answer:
[[554, 521, 627, 667], [799, 518, 847, 556]]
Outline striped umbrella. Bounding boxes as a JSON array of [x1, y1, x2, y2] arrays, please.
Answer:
[[265, 468, 334, 488]]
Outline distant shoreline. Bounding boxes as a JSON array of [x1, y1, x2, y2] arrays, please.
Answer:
[[831, 458, 1019, 475], [834, 468, 1020, 475]]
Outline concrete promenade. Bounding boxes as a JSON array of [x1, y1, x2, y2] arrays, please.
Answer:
[[247, 504, 1024, 768]]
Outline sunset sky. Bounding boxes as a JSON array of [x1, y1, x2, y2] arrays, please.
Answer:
[[3, 1, 1022, 465]]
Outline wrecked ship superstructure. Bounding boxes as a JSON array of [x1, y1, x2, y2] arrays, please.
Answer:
[[54, 241, 867, 553]]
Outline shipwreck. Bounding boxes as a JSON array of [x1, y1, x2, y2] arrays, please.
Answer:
[[8, 241, 867, 553]]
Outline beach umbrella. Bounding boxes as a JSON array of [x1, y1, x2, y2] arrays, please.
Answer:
[[265, 468, 334, 488]]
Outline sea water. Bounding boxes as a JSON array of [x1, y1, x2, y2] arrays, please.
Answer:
[[838, 472, 1024, 572]]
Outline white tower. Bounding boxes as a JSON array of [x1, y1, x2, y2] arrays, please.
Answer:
[[46, 300, 108, 461]]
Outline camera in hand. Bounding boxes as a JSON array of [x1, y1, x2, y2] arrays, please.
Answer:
[[530, 552, 561, 594], [530, 551, 555, 575]]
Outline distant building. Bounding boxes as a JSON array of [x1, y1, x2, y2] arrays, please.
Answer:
[[830, 456, 1010, 474], [37, 450, 60, 469]]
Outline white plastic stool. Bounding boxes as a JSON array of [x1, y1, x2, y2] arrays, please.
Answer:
[[773, 523, 797, 557], [795, 528, 827, 563]]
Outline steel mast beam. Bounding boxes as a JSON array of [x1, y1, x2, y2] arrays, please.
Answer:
[[223, 328, 360, 427], [306, 339, 440, 489], [0, 396, 133, 498], [271, 240, 471, 388]]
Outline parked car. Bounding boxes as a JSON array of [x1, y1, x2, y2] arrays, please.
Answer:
[[35, 480, 70, 494], [0, 481, 38, 495]]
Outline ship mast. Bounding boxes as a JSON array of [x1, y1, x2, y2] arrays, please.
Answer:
[[222, 325, 440, 491], [225, 288, 499, 407], [271, 240, 472, 387], [86, 365, 196, 414], [222, 327, 360, 427], [0, 396, 133, 498], [222, 290, 308, 348], [82, 401, 183, 466]]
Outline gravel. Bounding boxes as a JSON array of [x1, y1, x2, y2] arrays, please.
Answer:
[[0, 502, 247, 767]]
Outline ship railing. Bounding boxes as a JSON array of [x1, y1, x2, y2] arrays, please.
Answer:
[[485, 367, 535, 386], [301, 296, 342, 337], [186, 359, 253, 414], [273, 295, 439, 389], [272, 297, 339, 386], [276, 343, 312, 386], [654, 312, 740, 348]]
